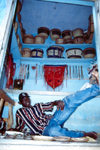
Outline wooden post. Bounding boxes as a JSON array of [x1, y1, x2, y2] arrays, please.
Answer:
[[0, 98, 5, 117], [7, 103, 13, 129], [0, 89, 15, 129], [0, 89, 15, 106]]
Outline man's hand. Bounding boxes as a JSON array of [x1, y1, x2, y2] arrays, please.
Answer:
[[52, 100, 65, 111]]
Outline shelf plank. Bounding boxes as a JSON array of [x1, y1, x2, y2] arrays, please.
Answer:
[[20, 57, 96, 65], [22, 43, 94, 49], [4, 88, 100, 98], [4, 88, 72, 96]]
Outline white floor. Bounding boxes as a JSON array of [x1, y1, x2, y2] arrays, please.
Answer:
[[0, 138, 100, 150]]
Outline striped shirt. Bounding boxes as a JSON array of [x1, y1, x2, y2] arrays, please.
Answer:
[[16, 102, 53, 135]]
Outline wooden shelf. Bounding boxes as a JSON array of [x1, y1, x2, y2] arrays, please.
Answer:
[[4, 88, 73, 96], [4, 88, 100, 98], [20, 57, 96, 65], [22, 43, 94, 50]]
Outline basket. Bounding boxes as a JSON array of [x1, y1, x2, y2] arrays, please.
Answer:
[[72, 28, 83, 38], [55, 38, 64, 44], [64, 39, 73, 44], [31, 49, 44, 58], [83, 48, 96, 58], [50, 28, 61, 41], [34, 35, 45, 44], [23, 34, 34, 44], [22, 48, 31, 57], [47, 46, 64, 58], [73, 36, 84, 44], [38, 27, 50, 39], [66, 48, 83, 58], [62, 30, 72, 40]]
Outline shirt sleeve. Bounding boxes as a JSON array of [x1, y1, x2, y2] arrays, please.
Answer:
[[15, 109, 25, 131], [40, 102, 53, 112]]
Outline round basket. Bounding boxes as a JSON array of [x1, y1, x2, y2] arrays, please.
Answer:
[[31, 49, 44, 58], [64, 39, 73, 44], [50, 28, 61, 41], [72, 28, 83, 38], [23, 34, 35, 44], [22, 48, 31, 57], [55, 38, 64, 44], [66, 48, 83, 58], [83, 48, 96, 58], [34, 35, 45, 44], [73, 36, 84, 44], [47, 46, 64, 58], [62, 30, 72, 40], [38, 27, 50, 39]]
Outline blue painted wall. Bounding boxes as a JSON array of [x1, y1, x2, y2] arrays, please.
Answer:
[[20, 0, 92, 34]]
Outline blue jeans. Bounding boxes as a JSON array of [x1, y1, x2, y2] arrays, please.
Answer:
[[43, 84, 100, 137]]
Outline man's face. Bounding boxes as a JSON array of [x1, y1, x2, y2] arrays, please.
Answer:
[[20, 96, 31, 107]]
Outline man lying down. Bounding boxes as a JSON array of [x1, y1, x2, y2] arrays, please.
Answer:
[[13, 63, 100, 140]]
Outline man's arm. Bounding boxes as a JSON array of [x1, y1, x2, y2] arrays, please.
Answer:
[[40, 100, 65, 113], [51, 100, 64, 111]]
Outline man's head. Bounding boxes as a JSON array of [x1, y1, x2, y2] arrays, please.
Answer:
[[19, 92, 31, 107]]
